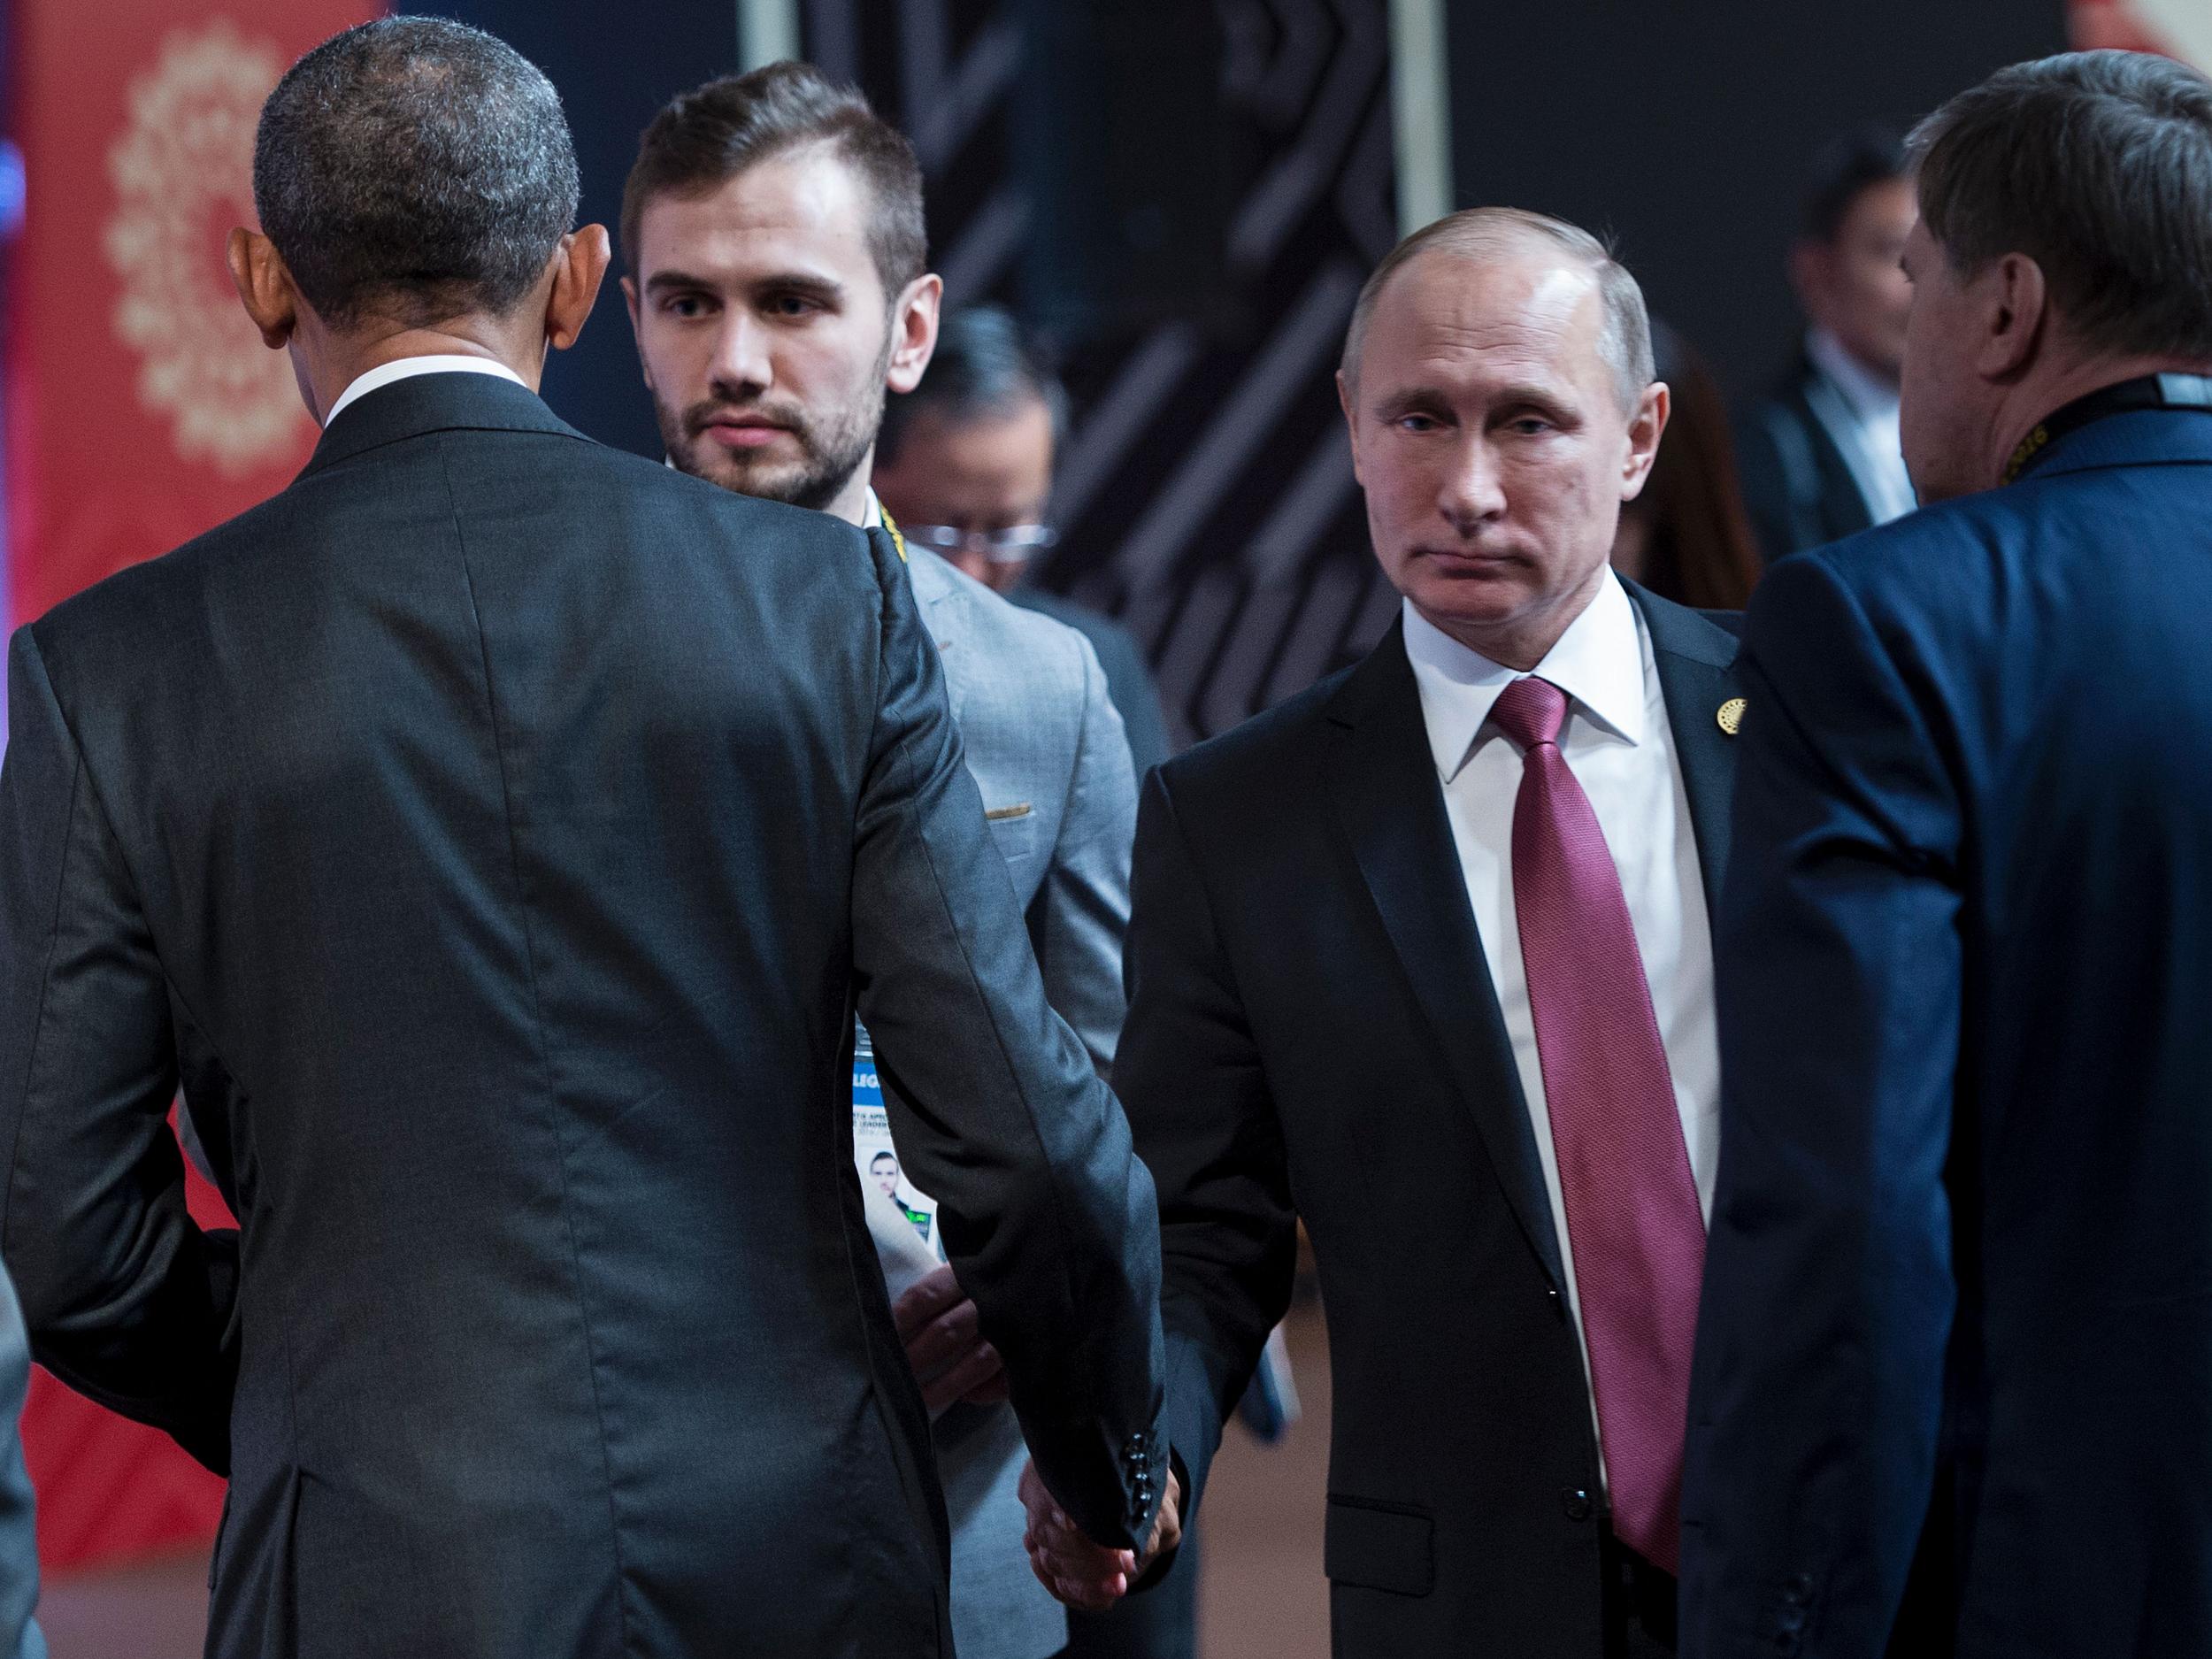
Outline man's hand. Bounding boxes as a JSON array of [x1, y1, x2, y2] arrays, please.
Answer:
[[890, 1264, 1009, 1415], [1019, 1458, 1183, 1612]]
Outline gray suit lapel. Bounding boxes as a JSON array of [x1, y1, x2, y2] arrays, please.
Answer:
[[906, 549, 970, 725]]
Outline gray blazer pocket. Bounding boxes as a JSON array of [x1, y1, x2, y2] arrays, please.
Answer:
[[986, 804, 1039, 864], [1324, 1494, 1433, 1597]]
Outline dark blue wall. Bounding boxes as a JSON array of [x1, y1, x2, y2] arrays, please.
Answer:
[[1447, 2, 2073, 400], [442, 1, 739, 456]]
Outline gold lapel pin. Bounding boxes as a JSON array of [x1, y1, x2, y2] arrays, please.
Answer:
[[1717, 697, 1746, 737]]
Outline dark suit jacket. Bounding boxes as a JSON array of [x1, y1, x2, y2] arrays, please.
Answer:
[[1680, 408, 2212, 1658], [1115, 581, 1742, 1656], [1735, 359, 1878, 564], [0, 372, 1166, 1659]]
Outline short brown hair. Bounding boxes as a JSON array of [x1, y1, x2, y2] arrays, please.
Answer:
[[1910, 50, 2212, 361], [621, 60, 926, 296], [1339, 207, 1653, 411]]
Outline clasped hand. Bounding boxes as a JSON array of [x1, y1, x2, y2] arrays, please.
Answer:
[[1018, 1459, 1182, 1613], [891, 1263, 1010, 1414], [893, 1263, 1182, 1609]]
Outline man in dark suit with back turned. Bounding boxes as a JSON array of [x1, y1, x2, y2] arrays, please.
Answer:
[[1028, 207, 1746, 1653], [0, 20, 1168, 1657], [1684, 51, 2212, 1659]]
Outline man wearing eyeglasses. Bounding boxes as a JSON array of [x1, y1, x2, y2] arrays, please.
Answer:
[[623, 65, 1156, 1659], [876, 306, 1174, 778]]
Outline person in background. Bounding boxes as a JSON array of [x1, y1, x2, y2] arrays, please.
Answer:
[[1684, 50, 2212, 1655], [1031, 206, 1747, 1654], [621, 62, 1171, 1655], [1611, 322, 1763, 611], [1735, 127, 1917, 561], [876, 306, 1174, 779]]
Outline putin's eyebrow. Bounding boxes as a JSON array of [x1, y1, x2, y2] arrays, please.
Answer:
[[1372, 384, 1456, 420]]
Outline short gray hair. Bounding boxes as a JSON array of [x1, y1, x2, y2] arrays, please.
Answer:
[[1339, 207, 1654, 411], [253, 18, 580, 329], [1910, 50, 2212, 361]]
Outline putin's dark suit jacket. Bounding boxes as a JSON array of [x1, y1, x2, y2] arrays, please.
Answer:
[[1115, 581, 1742, 1656], [0, 372, 1165, 1659], [1681, 407, 2212, 1658]]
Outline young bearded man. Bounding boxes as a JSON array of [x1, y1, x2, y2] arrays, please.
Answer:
[[621, 62, 1176, 1656]]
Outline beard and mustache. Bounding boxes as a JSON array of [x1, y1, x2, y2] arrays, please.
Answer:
[[656, 330, 893, 513]]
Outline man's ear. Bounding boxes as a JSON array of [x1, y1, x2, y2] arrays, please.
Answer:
[[227, 228, 300, 350], [1621, 380, 1671, 501], [1976, 251, 2048, 380], [618, 273, 657, 390], [546, 225, 612, 353], [1336, 369, 1364, 488], [886, 273, 942, 395]]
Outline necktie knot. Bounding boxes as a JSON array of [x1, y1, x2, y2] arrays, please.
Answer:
[[1490, 674, 1568, 752]]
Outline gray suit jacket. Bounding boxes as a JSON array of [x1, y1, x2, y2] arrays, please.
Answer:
[[0, 1270, 40, 1659], [0, 373, 1166, 1658], [874, 547, 1137, 1659]]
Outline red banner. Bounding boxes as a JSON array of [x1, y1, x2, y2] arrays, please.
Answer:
[[8, 0, 379, 1574], [10, 1, 379, 627], [2071, 0, 2212, 66]]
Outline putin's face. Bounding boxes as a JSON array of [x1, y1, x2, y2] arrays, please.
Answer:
[[625, 143, 936, 516], [1340, 246, 1665, 667]]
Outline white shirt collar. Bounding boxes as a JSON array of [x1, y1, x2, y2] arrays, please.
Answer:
[[861, 488, 883, 530], [1805, 326, 1900, 423], [1402, 568, 1647, 782], [324, 355, 530, 428]]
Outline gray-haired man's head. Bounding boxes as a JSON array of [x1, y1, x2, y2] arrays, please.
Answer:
[[252, 17, 580, 329], [1898, 50, 2212, 503], [1339, 207, 1654, 414]]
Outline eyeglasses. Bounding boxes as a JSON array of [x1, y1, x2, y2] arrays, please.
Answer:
[[898, 524, 1060, 565]]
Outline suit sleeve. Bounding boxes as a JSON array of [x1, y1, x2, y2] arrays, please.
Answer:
[[1025, 634, 1136, 1074], [849, 528, 1167, 1550], [1679, 551, 1962, 1655], [1114, 765, 1297, 1523], [0, 626, 236, 1472]]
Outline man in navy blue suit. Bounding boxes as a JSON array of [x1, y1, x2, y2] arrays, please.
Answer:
[[1682, 51, 2212, 1658]]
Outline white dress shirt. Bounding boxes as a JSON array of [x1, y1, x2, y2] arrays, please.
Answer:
[[1402, 572, 1721, 1480], [323, 354, 529, 427], [1805, 326, 1916, 526]]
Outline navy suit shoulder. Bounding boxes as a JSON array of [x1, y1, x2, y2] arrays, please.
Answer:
[[1685, 408, 2212, 1657]]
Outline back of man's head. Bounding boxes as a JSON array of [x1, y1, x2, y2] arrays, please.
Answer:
[[1912, 50, 2212, 361], [621, 60, 925, 300], [879, 306, 1066, 468], [1801, 126, 1909, 245], [253, 18, 580, 331]]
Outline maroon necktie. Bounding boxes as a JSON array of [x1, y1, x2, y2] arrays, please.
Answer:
[[1488, 674, 1704, 1572]]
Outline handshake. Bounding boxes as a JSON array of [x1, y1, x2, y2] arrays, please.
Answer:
[[893, 1263, 1185, 1613]]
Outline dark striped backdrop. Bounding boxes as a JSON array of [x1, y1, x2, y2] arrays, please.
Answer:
[[804, 0, 1400, 750]]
